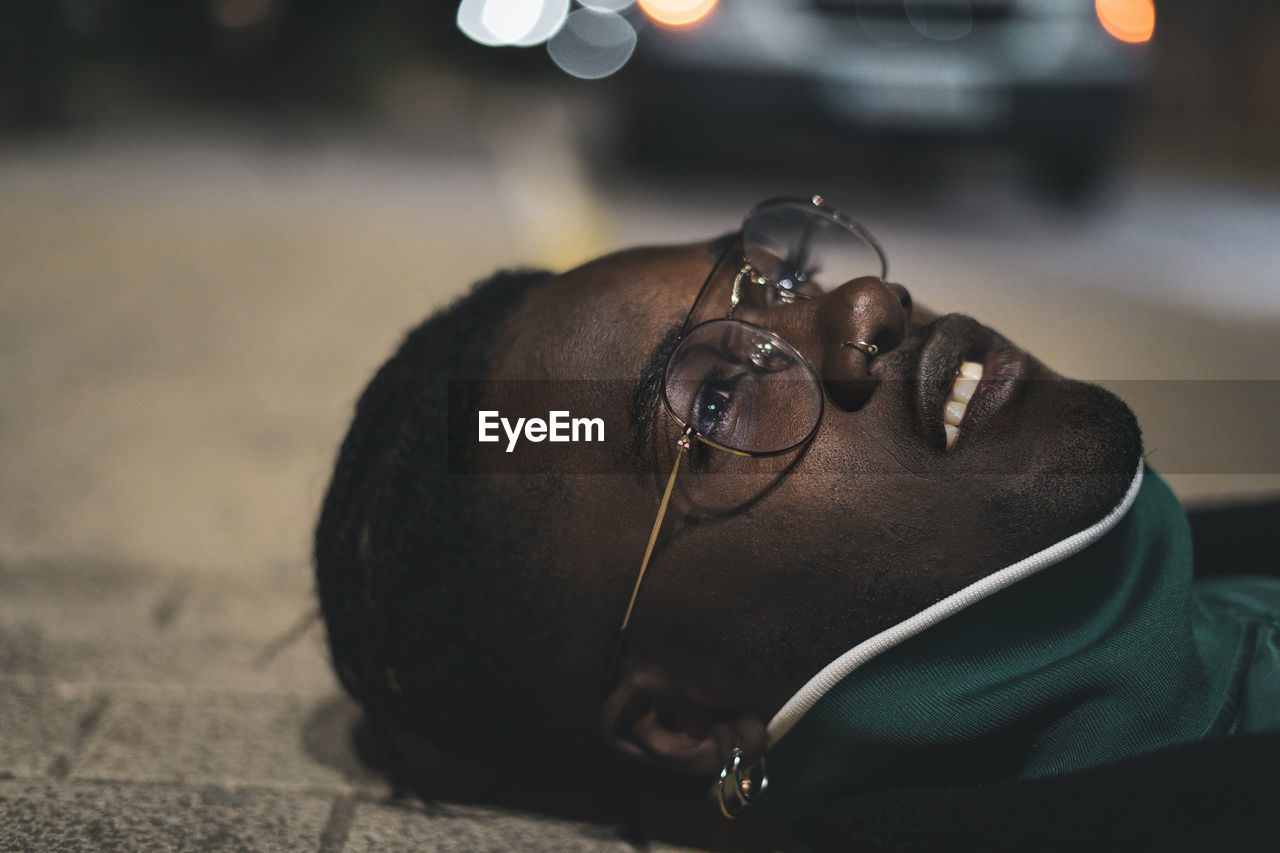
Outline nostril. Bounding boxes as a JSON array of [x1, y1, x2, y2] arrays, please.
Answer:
[[864, 318, 907, 359], [817, 276, 912, 410], [888, 282, 913, 319]]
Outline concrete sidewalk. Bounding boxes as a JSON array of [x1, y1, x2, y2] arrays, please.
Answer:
[[0, 554, 671, 851]]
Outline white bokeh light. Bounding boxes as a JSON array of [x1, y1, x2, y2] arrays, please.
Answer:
[[457, 0, 504, 46], [547, 9, 637, 79], [456, 0, 569, 47], [481, 0, 543, 43], [509, 0, 571, 46]]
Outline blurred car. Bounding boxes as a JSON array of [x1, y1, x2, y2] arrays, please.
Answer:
[[624, 0, 1151, 195]]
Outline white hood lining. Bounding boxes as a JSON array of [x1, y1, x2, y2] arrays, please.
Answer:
[[766, 461, 1146, 748]]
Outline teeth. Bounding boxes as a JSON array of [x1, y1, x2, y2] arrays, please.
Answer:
[[952, 377, 979, 403], [944, 360, 984, 451]]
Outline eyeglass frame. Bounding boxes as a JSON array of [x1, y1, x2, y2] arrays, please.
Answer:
[[604, 195, 890, 691]]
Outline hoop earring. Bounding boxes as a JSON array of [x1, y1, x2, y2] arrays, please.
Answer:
[[716, 744, 769, 819]]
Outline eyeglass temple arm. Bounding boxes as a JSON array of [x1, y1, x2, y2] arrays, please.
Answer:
[[606, 429, 692, 687], [729, 264, 753, 318]]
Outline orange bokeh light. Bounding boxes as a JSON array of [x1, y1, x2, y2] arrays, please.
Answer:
[[637, 0, 718, 28], [1095, 0, 1155, 44]]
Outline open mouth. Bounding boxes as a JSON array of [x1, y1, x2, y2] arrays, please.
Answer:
[[915, 315, 1034, 454], [943, 357, 984, 451]]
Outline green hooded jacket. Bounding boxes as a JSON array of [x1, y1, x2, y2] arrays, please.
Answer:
[[762, 463, 1280, 821]]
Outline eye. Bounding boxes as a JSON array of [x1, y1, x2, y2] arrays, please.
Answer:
[[693, 374, 740, 437]]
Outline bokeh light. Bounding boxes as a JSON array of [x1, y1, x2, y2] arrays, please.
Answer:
[[1095, 0, 1155, 44], [481, 0, 542, 43], [547, 8, 637, 79], [457, 0, 506, 46], [636, 0, 717, 29], [456, 0, 570, 47]]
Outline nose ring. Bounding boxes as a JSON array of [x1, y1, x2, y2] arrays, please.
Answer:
[[844, 340, 879, 357]]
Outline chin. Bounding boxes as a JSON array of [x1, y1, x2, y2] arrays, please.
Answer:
[[979, 378, 1144, 555]]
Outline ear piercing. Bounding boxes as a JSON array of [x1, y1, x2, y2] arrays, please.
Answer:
[[844, 340, 879, 356], [716, 744, 769, 819]]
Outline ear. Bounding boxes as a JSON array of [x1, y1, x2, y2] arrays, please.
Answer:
[[599, 664, 766, 776]]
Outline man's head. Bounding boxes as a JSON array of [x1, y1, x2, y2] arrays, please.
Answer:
[[315, 210, 1142, 785]]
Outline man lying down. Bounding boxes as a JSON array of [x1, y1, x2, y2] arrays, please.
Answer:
[[314, 196, 1280, 849]]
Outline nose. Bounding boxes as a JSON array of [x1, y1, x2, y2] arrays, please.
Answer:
[[816, 276, 912, 410]]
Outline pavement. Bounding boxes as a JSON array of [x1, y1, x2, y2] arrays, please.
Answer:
[[2, 87, 1278, 850]]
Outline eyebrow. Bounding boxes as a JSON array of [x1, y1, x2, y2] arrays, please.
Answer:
[[626, 231, 738, 473], [629, 322, 683, 476]]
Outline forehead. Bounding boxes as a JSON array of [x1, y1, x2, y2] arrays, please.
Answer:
[[489, 242, 718, 381]]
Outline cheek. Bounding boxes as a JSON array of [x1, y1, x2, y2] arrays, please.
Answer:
[[661, 471, 889, 617], [774, 466, 1008, 615], [674, 457, 800, 515]]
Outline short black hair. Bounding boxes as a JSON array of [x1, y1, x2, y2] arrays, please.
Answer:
[[315, 268, 614, 775]]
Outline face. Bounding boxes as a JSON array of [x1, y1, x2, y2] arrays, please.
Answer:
[[482, 238, 1142, 719]]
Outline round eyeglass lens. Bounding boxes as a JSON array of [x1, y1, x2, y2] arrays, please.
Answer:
[[664, 320, 823, 455], [741, 201, 886, 295]]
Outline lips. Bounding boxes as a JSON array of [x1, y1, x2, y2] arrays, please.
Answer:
[[914, 315, 1033, 453]]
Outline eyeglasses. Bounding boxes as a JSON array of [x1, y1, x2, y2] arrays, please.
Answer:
[[605, 195, 889, 688]]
